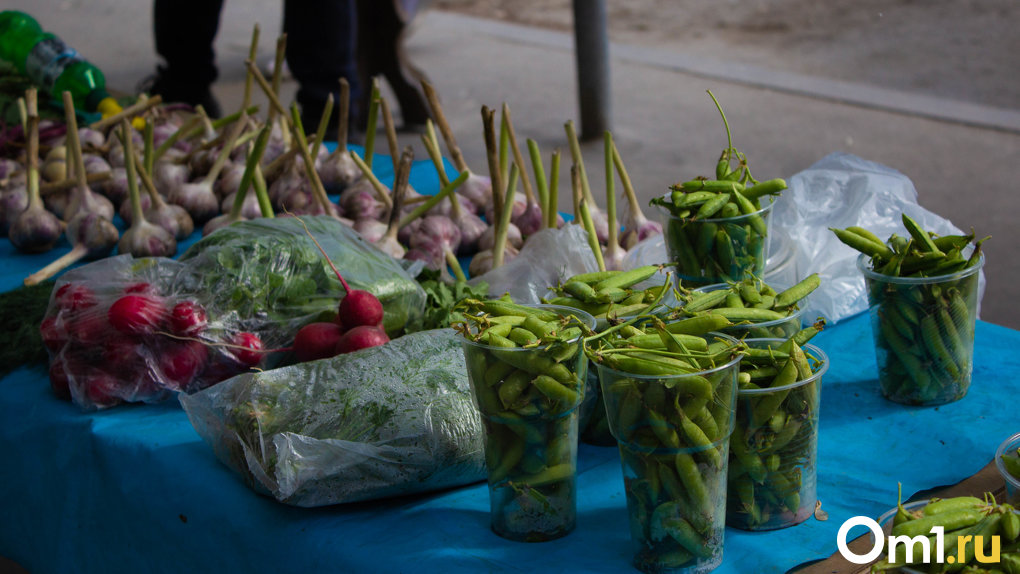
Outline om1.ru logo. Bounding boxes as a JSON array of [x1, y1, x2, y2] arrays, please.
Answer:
[[837, 516, 1001, 565]]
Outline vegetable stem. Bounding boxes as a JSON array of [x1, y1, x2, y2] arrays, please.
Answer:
[[202, 112, 249, 186], [311, 93, 333, 159], [349, 150, 395, 209], [575, 166, 606, 272], [242, 24, 260, 111], [527, 139, 549, 228], [502, 102, 535, 204], [493, 163, 518, 268], [547, 149, 560, 229], [288, 105, 336, 218], [337, 77, 350, 152], [397, 170, 469, 229], [363, 78, 381, 168], [422, 80, 469, 172], [604, 131, 620, 255]]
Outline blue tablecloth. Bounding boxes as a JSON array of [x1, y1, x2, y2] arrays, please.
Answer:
[[1, 149, 1018, 573]]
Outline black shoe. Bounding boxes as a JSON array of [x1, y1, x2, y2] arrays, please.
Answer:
[[137, 66, 222, 118]]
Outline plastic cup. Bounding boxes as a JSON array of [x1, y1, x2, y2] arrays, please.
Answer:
[[691, 283, 806, 340], [726, 340, 829, 530], [594, 333, 741, 573], [658, 198, 774, 288], [858, 253, 984, 406], [459, 305, 596, 542], [996, 431, 1020, 505]]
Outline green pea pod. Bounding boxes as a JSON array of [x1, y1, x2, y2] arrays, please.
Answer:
[[567, 269, 618, 285], [901, 213, 944, 256], [921, 314, 961, 380], [561, 280, 600, 303], [831, 227, 895, 260], [706, 307, 787, 323], [714, 227, 737, 275], [846, 226, 886, 247], [498, 369, 533, 410], [484, 360, 516, 388], [922, 496, 985, 516], [738, 281, 763, 305], [696, 193, 731, 220], [666, 314, 732, 335], [680, 179, 746, 193], [532, 374, 580, 410], [891, 507, 984, 538], [740, 178, 787, 200], [508, 327, 539, 346], [683, 290, 729, 313], [674, 453, 711, 513], [749, 359, 798, 429], [730, 437, 767, 483], [695, 221, 718, 259], [773, 273, 821, 309], [592, 265, 661, 291]]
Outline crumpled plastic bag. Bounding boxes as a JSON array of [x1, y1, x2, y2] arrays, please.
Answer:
[[770, 152, 985, 323], [179, 329, 487, 507], [469, 224, 600, 303], [41, 216, 427, 410]]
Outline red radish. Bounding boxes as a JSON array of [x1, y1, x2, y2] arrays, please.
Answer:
[[170, 300, 208, 336], [39, 316, 67, 352], [124, 282, 154, 294], [293, 322, 345, 362], [102, 336, 143, 367], [293, 216, 386, 332], [55, 283, 96, 312], [68, 312, 109, 347], [335, 325, 389, 354], [338, 290, 384, 330], [108, 294, 167, 335], [228, 332, 263, 367], [49, 360, 72, 401], [160, 340, 209, 390], [82, 369, 121, 407]]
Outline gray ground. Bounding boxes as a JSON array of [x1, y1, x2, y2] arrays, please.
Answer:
[[3, 0, 1019, 330]]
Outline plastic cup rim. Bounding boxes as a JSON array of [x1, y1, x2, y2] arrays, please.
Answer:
[[459, 303, 597, 351], [736, 339, 829, 395], [589, 331, 743, 380], [856, 251, 985, 285], [995, 431, 1020, 490]]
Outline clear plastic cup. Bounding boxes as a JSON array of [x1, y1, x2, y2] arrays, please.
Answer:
[[459, 305, 596, 542], [726, 340, 829, 530], [858, 253, 984, 406], [658, 198, 774, 288], [996, 431, 1020, 505], [594, 333, 741, 573]]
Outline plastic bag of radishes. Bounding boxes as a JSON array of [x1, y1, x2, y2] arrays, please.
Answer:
[[41, 216, 428, 410]]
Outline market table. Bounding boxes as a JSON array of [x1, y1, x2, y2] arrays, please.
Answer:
[[1, 154, 1017, 573]]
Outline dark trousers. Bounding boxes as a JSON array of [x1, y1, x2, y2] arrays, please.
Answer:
[[153, 0, 361, 123]]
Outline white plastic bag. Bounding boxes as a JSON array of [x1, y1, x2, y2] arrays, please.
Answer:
[[469, 224, 600, 303], [771, 152, 984, 323]]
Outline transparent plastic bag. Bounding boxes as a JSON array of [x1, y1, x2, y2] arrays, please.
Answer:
[[41, 216, 427, 410], [469, 224, 600, 303], [179, 329, 487, 507], [770, 152, 985, 323]]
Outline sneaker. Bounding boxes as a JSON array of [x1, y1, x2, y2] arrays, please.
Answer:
[[137, 66, 222, 118]]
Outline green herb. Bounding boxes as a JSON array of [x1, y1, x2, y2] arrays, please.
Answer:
[[417, 268, 488, 330]]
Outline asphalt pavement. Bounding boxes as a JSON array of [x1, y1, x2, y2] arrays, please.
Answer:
[[6, 1, 1019, 329]]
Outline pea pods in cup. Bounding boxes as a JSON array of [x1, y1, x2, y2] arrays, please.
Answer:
[[727, 338, 829, 530], [587, 321, 743, 573], [456, 300, 596, 542]]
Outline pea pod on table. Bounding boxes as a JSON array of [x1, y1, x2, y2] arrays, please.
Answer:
[[586, 314, 744, 573], [832, 215, 987, 406], [726, 329, 829, 531], [455, 298, 596, 542]]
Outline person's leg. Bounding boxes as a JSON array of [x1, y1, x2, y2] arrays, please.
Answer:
[[144, 0, 224, 116], [284, 0, 360, 139]]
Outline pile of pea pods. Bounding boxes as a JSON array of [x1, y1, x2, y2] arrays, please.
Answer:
[[649, 91, 787, 287], [726, 325, 828, 531], [455, 298, 594, 542], [677, 274, 821, 340], [585, 308, 745, 573], [832, 214, 987, 405]]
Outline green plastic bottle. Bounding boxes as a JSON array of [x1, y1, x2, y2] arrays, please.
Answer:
[[0, 10, 122, 118]]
